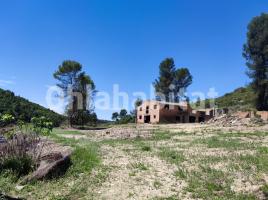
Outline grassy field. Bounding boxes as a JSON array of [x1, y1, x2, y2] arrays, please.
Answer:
[[1, 124, 268, 199]]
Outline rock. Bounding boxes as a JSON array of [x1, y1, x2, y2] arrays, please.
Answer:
[[22, 150, 72, 183], [15, 185, 25, 191], [39, 152, 63, 163]]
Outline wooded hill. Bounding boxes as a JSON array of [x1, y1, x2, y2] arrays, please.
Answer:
[[0, 88, 65, 126], [195, 86, 256, 111], [215, 86, 255, 110]]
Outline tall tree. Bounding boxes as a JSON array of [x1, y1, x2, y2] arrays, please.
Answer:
[[134, 98, 143, 123], [134, 98, 143, 108], [53, 60, 82, 94], [154, 58, 176, 102], [54, 60, 82, 116], [54, 60, 96, 126], [173, 68, 192, 102], [78, 72, 96, 111], [243, 13, 268, 110], [153, 58, 193, 102], [119, 109, 128, 118]]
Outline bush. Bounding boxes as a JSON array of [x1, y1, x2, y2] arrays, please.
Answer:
[[0, 155, 34, 177], [0, 133, 40, 177], [31, 116, 53, 136], [0, 114, 15, 127], [70, 110, 97, 126]]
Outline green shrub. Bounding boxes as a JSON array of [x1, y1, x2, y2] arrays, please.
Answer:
[[70, 110, 97, 126], [31, 116, 53, 136], [0, 114, 15, 127], [0, 155, 34, 177]]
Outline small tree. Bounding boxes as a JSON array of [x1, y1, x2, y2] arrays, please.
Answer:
[[0, 114, 15, 127], [112, 110, 134, 124], [195, 97, 201, 108], [112, 112, 119, 121], [31, 116, 53, 136], [119, 109, 128, 119]]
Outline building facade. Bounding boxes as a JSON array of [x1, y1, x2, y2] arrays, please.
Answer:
[[137, 100, 214, 124]]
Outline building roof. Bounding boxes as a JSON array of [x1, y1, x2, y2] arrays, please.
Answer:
[[140, 100, 189, 107]]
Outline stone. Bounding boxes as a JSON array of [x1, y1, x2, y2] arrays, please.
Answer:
[[15, 185, 25, 191], [22, 150, 72, 183]]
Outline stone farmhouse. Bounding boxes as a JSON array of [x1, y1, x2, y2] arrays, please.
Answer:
[[136, 100, 214, 124]]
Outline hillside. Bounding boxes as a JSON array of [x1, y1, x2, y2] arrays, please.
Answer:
[[192, 86, 256, 111], [215, 86, 255, 110], [0, 88, 65, 126]]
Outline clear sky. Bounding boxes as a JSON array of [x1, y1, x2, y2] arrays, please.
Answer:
[[0, 0, 267, 120]]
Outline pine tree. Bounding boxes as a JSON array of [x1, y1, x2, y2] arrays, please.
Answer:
[[243, 13, 268, 110]]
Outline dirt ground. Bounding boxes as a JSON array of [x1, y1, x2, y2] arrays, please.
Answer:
[[54, 123, 268, 199]]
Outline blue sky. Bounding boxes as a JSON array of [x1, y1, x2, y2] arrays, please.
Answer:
[[0, 0, 267, 120]]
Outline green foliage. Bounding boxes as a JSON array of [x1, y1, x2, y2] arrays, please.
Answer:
[[131, 162, 148, 171], [111, 112, 119, 121], [215, 86, 255, 110], [173, 68, 192, 98], [111, 109, 134, 124], [0, 114, 15, 127], [53, 60, 82, 92], [200, 86, 255, 110], [0, 155, 34, 177], [134, 98, 143, 108], [154, 58, 175, 101], [158, 148, 185, 165], [69, 144, 100, 174], [70, 110, 97, 126], [261, 184, 268, 198], [141, 145, 151, 152], [243, 13, 268, 110], [0, 88, 65, 126], [53, 60, 96, 126], [31, 116, 53, 136], [78, 72, 96, 111], [154, 58, 192, 102], [195, 97, 201, 108], [119, 109, 128, 118]]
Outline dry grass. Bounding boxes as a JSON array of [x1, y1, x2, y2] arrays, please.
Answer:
[[2, 123, 268, 199]]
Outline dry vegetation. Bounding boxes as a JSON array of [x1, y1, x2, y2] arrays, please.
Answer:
[[2, 123, 268, 199]]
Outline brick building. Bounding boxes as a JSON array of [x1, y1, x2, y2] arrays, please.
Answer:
[[136, 100, 214, 124]]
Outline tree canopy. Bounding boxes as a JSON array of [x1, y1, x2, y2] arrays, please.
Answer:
[[54, 60, 96, 126], [153, 58, 192, 102], [111, 109, 134, 124]]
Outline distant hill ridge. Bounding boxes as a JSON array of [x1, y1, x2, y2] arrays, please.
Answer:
[[0, 88, 65, 126]]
